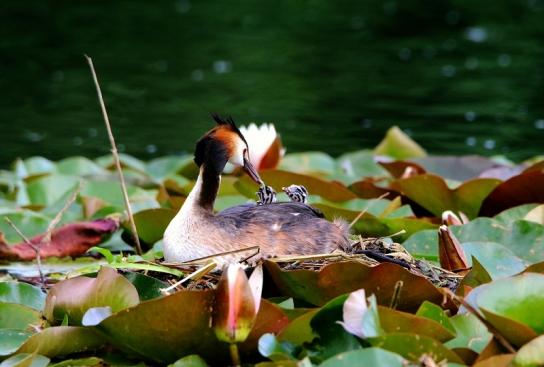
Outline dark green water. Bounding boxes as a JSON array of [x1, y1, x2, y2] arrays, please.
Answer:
[[1, 0, 544, 167]]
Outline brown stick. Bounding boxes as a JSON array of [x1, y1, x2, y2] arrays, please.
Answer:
[[4, 217, 45, 288], [84, 55, 142, 255]]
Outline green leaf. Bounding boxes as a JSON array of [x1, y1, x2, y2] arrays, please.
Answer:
[[146, 155, 191, 181], [15, 326, 104, 358], [0, 282, 46, 311], [279, 152, 337, 176], [277, 309, 318, 345], [444, 313, 492, 353], [319, 347, 406, 367], [476, 273, 544, 334], [336, 150, 387, 181], [48, 357, 103, 367], [378, 306, 454, 342], [462, 242, 527, 279], [415, 301, 455, 334], [123, 272, 169, 301], [168, 355, 209, 367], [122, 208, 176, 246], [369, 332, 464, 364], [0, 210, 52, 244], [56, 157, 106, 176], [0, 304, 41, 331], [0, 330, 32, 356], [374, 126, 426, 160], [94, 154, 146, 173], [21, 157, 56, 177], [0, 353, 50, 367], [258, 333, 296, 361], [44, 267, 140, 325], [26, 174, 79, 206], [81, 180, 155, 209], [512, 334, 544, 367]]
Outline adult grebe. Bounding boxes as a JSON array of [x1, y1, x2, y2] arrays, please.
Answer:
[[163, 115, 350, 265]]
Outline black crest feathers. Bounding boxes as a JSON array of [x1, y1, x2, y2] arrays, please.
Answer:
[[209, 113, 247, 145]]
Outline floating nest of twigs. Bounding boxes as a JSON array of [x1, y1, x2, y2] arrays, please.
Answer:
[[159, 237, 462, 293]]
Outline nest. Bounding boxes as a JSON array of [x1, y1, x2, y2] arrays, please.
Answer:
[[159, 237, 462, 293]]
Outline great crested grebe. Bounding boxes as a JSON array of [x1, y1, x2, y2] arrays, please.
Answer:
[[163, 115, 350, 265]]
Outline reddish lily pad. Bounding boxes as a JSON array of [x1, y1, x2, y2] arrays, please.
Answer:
[[479, 170, 544, 217], [44, 266, 139, 325], [264, 261, 452, 313], [390, 174, 501, 219], [236, 170, 357, 202]]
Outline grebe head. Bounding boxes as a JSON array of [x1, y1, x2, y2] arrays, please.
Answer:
[[194, 114, 263, 184]]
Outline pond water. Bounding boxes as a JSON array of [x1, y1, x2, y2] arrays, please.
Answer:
[[1, 0, 543, 167]]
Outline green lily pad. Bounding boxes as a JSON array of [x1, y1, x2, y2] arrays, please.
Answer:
[[279, 152, 337, 176], [0, 282, 46, 311], [94, 154, 147, 173], [0, 330, 32, 356], [56, 157, 107, 176], [512, 334, 544, 367], [0, 210, 52, 244], [168, 355, 209, 367], [369, 332, 464, 364], [378, 306, 455, 342], [123, 272, 169, 301], [26, 174, 79, 206], [374, 126, 427, 160], [462, 242, 527, 279], [335, 150, 387, 181], [0, 353, 50, 367], [48, 357, 103, 367], [15, 326, 104, 358], [146, 155, 191, 181], [277, 309, 318, 345], [44, 267, 140, 325], [20, 157, 56, 177], [415, 301, 455, 334], [0, 303, 41, 331], [444, 313, 492, 353], [122, 208, 176, 246], [404, 218, 544, 264], [81, 180, 155, 209], [319, 347, 406, 367], [475, 273, 544, 342]]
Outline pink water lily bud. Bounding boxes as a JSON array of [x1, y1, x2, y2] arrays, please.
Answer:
[[212, 264, 262, 344], [441, 210, 463, 226], [239, 123, 285, 170]]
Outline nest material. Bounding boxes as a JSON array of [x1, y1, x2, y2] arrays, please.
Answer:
[[161, 237, 462, 292]]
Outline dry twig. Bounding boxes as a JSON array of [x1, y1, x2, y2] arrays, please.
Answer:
[[85, 55, 142, 255]]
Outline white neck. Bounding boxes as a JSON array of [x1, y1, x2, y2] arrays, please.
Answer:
[[162, 167, 220, 262]]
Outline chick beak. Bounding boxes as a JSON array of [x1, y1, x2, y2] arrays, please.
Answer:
[[243, 157, 263, 186]]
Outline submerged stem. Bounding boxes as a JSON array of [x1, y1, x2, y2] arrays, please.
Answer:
[[229, 343, 241, 366]]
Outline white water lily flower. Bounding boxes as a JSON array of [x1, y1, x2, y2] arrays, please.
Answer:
[[239, 123, 285, 170]]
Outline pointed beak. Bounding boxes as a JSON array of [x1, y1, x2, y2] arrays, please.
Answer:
[[243, 157, 263, 186]]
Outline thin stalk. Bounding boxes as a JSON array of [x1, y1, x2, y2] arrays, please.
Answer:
[[229, 343, 241, 366], [4, 217, 45, 288], [85, 55, 142, 255]]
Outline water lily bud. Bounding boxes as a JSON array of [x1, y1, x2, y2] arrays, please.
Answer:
[[441, 210, 463, 226], [212, 264, 258, 344], [438, 225, 469, 272]]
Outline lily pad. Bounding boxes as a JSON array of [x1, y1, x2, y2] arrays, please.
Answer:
[[122, 208, 176, 246], [0, 353, 50, 367], [0, 282, 46, 311], [476, 273, 544, 335], [44, 267, 139, 325], [26, 174, 79, 206], [56, 157, 107, 176], [0, 303, 41, 330], [279, 152, 337, 176], [319, 347, 406, 367], [0, 210, 52, 245], [264, 261, 451, 312], [369, 332, 464, 364], [0, 330, 32, 356], [444, 313, 492, 353], [374, 126, 427, 160], [512, 334, 544, 367], [390, 175, 501, 219], [479, 170, 544, 217]]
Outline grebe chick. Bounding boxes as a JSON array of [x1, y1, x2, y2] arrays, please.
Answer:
[[163, 115, 350, 265], [256, 185, 277, 205], [283, 184, 309, 204]]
